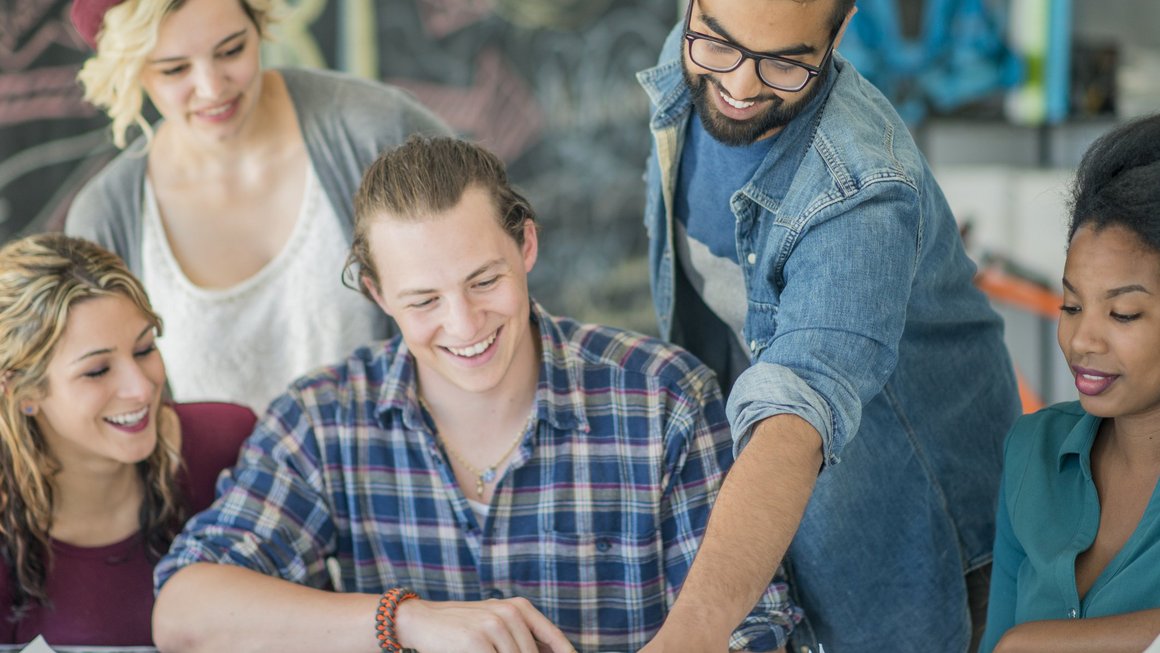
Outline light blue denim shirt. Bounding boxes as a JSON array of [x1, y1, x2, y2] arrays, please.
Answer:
[[638, 26, 1021, 652]]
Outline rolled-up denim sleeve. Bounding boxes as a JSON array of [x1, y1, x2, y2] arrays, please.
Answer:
[[728, 181, 920, 466], [154, 393, 337, 593]]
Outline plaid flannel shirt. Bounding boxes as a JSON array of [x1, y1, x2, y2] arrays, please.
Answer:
[[156, 301, 800, 651]]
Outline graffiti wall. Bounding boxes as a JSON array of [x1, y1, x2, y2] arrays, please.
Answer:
[[0, 0, 679, 331]]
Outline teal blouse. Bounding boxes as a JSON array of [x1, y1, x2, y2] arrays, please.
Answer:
[[980, 402, 1160, 652]]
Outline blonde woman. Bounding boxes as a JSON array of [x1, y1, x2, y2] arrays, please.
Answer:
[[0, 234, 256, 646], [66, 0, 450, 413]]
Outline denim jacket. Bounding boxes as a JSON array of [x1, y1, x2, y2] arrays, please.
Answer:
[[638, 26, 1021, 652]]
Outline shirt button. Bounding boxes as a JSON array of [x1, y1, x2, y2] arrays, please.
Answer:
[[746, 252, 756, 265], [595, 538, 612, 553], [1067, 608, 1078, 619], [749, 340, 758, 352], [486, 589, 505, 600]]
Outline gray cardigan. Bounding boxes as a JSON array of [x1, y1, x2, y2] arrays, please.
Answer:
[[66, 67, 450, 330]]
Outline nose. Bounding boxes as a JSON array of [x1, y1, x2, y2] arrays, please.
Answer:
[[717, 57, 766, 101], [443, 294, 485, 341], [192, 62, 228, 100], [1061, 312, 1106, 357], [119, 360, 157, 403]]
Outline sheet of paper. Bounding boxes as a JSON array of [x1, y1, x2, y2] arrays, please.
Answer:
[[18, 636, 56, 653], [1143, 632, 1160, 653]]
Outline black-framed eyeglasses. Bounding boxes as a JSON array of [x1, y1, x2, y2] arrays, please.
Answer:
[[682, 0, 841, 93]]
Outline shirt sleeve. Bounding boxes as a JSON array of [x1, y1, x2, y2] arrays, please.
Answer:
[[979, 472, 1021, 653], [154, 392, 338, 593], [660, 364, 802, 651], [727, 181, 921, 466]]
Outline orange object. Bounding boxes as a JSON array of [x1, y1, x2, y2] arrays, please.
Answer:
[[975, 266, 1062, 319]]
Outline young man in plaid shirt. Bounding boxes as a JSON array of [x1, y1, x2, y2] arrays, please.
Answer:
[[153, 137, 799, 653]]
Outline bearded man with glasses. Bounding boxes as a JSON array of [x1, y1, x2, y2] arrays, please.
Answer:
[[636, 1, 1021, 651]]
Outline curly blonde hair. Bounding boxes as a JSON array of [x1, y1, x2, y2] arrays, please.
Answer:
[[76, 0, 276, 148], [0, 234, 183, 622]]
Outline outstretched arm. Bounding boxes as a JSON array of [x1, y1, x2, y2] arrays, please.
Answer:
[[644, 413, 821, 651], [153, 563, 576, 653], [993, 610, 1160, 653]]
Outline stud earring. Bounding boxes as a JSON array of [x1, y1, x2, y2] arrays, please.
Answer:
[[22, 405, 34, 415]]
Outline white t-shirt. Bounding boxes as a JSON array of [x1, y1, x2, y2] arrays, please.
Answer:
[[141, 161, 380, 413]]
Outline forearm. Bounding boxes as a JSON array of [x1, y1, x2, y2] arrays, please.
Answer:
[[153, 563, 380, 653], [996, 609, 1160, 653], [652, 414, 821, 650]]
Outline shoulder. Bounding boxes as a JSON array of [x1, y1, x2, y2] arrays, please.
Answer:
[[549, 313, 720, 402], [1000, 401, 1088, 486], [279, 67, 448, 138], [64, 143, 148, 242], [270, 340, 401, 425], [810, 56, 925, 190]]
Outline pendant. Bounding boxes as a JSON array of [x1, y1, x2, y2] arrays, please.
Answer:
[[481, 467, 497, 483]]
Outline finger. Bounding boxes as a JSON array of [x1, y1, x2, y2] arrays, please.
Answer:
[[478, 602, 526, 653], [507, 597, 575, 653]]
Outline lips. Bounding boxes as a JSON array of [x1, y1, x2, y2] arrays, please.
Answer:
[[193, 96, 240, 123], [1071, 366, 1119, 396]]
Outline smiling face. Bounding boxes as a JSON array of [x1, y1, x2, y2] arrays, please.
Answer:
[[29, 294, 166, 472], [364, 184, 540, 401], [1058, 224, 1160, 422], [682, 0, 847, 145], [139, 0, 263, 146]]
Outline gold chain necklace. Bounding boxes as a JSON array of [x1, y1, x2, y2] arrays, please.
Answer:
[[419, 397, 534, 498]]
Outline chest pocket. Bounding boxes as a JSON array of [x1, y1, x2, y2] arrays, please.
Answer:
[[508, 510, 663, 644]]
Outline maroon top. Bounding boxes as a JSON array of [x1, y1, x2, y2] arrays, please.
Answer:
[[0, 402, 257, 645]]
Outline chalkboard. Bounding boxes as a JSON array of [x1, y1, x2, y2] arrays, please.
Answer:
[[0, 0, 680, 333]]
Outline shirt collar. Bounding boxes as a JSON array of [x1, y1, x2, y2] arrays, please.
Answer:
[[1057, 410, 1103, 477]]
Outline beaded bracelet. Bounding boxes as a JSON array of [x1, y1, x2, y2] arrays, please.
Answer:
[[374, 586, 419, 652]]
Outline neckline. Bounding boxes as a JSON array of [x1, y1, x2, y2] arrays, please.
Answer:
[[142, 158, 316, 299]]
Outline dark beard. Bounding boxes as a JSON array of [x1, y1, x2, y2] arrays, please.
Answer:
[[683, 64, 829, 146]]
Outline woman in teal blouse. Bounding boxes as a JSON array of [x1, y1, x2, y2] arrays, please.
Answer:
[[981, 113, 1160, 652]]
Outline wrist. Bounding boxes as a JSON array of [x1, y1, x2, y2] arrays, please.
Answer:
[[374, 587, 419, 652]]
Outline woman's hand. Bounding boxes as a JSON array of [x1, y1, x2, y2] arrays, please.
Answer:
[[394, 597, 576, 653]]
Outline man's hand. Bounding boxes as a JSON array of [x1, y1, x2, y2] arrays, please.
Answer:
[[395, 597, 576, 653]]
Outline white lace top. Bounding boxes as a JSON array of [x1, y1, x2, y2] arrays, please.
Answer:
[[141, 161, 381, 414]]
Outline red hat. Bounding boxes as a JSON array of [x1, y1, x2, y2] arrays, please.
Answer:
[[70, 0, 129, 50]]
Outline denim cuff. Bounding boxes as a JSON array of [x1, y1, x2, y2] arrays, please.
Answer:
[[726, 362, 839, 466]]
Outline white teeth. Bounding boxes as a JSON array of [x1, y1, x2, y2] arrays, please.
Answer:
[[1081, 374, 1106, 380], [720, 90, 755, 109], [200, 102, 233, 117], [105, 407, 148, 426], [445, 331, 498, 358]]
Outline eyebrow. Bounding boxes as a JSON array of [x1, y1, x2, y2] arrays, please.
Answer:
[[699, 13, 818, 58], [148, 29, 248, 64], [1062, 278, 1153, 299], [396, 259, 508, 299], [69, 325, 155, 365]]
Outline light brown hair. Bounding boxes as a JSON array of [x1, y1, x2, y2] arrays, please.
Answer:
[[346, 136, 537, 299]]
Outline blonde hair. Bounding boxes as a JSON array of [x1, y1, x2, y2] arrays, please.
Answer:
[[0, 234, 182, 622], [76, 0, 275, 149]]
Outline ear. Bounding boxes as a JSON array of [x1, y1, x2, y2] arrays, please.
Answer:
[[521, 220, 539, 274], [362, 273, 394, 318], [832, 4, 857, 51]]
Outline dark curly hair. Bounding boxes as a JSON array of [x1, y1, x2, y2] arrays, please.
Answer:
[[1068, 113, 1160, 253]]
